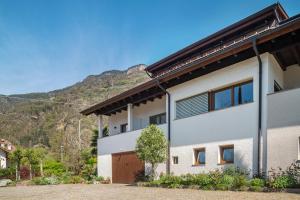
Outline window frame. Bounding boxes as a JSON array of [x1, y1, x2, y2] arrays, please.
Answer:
[[149, 113, 166, 125], [120, 123, 128, 133], [210, 80, 253, 111], [193, 148, 206, 165], [219, 145, 234, 165], [274, 80, 282, 92], [172, 156, 179, 165]]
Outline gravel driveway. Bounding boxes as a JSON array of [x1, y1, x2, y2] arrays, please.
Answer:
[[0, 184, 299, 200]]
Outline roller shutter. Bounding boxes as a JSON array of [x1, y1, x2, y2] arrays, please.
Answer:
[[176, 92, 208, 119]]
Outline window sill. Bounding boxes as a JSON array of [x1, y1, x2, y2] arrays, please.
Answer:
[[192, 164, 205, 167], [217, 162, 234, 166]]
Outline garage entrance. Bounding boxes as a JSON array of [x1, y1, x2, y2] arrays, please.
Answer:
[[112, 151, 144, 184]]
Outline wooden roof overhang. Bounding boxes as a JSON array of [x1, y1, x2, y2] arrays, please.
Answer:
[[81, 5, 300, 116]]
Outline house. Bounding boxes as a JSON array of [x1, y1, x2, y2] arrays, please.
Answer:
[[81, 3, 300, 183], [0, 139, 15, 169]]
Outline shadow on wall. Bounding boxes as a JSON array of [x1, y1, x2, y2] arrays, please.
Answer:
[[221, 150, 252, 177]]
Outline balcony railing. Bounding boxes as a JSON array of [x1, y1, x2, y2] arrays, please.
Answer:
[[267, 87, 300, 128]]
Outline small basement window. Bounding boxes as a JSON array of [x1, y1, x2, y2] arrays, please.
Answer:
[[194, 148, 205, 165], [172, 156, 178, 164], [219, 145, 234, 164]]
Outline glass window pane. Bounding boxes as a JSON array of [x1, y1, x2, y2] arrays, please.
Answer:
[[241, 82, 253, 104], [234, 82, 253, 105], [234, 86, 241, 105], [150, 113, 166, 125], [120, 124, 127, 133], [149, 116, 156, 124], [214, 88, 232, 110], [223, 148, 234, 162], [198, 151, 205, 164], [160, 114, 166, 124]]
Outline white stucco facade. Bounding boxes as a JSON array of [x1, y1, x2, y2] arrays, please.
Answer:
[[96, 52, 300, 180], [0, 149, 7, 169]]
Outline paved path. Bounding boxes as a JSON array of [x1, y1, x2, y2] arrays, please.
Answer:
[[0, 184, 299, 200]]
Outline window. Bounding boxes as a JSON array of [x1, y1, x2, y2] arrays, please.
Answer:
[[194, 148, 205, 165], [212, 81, 253, 110], [234, 81, 253, 105], [219, 145, 234, 164], [172, 156, 178, 164], [176, 93, 208, 119], [120, 123, 127, 133], [213, 88, 232, 110], [149, 113, 166, 125], [274, 80, 282, 92]]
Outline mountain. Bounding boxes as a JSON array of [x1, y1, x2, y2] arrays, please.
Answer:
[[0, 64, 149, 162]]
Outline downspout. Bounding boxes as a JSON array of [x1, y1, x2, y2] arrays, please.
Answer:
[[252, 39, 262, 176], [146, 71, 171, 175]]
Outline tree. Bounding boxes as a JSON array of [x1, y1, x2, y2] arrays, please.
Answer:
[[90, 130, 98, 156], [34, 147, 47, 177], [136, 125, 167, 180], [80, 148, 97, 181], [90, 126, 109, 156], [23, 148, 39, 180], [9, 148, 23, 181]]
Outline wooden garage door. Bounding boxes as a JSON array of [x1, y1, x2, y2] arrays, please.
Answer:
[[112, 151, 144, 184]]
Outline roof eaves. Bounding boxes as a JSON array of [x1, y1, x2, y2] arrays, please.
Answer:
[[145, 3, 282, 72]]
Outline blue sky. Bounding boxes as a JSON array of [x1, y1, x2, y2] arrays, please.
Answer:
[[0, 0, 299, 95]]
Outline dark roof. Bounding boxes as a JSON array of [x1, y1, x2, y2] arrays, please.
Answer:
[[81, 3, 300, 116], [146, 3, 288, 75]]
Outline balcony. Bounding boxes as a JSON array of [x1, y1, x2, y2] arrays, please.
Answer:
[[98, 124, 167, 155], [267, 87, 300, 128]]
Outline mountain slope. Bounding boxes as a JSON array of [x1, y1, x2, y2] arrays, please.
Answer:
[[0, 64, 149, 161]]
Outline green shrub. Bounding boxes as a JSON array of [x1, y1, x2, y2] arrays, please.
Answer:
[[216, 184, 229, 191], [94, 176, 104, 182], [68, 176, 84, 184], [81, 164, 96, 181], [159, 175, 182, 187], [0, 167, 15, 180], [208, 170, 222, 185], [270, 175, 295, 190], [223, 166, 249, 176], [202, 184, 215, 190], [250, 178, 265, 187], [268, 161, 299, 190], [43, 160, 66, 176], [32, 176, 60, 185], [220, 175, 235, 188], [239, 185, 249, 191], [249, 186, 264, 192], [233, 175, 249, 189], [192, 174, 211, 187], [179, 174, 194, 186], [146, 180, 161, 187], [61, 175, 84, 184]]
